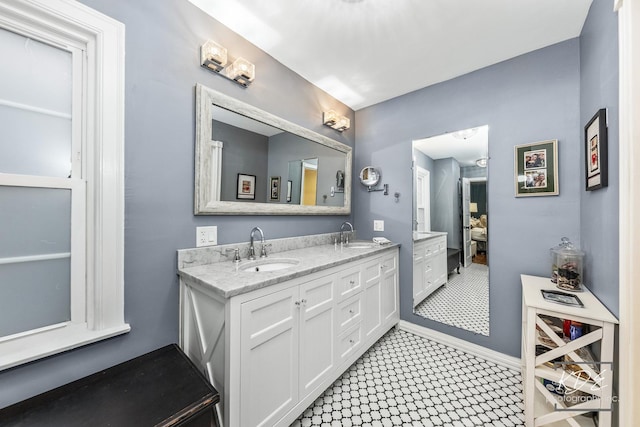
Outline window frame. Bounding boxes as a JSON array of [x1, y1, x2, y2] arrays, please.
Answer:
[[0, 0, 128, 370]]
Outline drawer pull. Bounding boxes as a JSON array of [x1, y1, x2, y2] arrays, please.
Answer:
[[349, 280, 355, 286]]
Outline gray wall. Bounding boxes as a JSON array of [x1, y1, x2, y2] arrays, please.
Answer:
[[354, 39, 582, 357], [267, 132, 346, 207], [432, 158, 461, 249], [579, 0, 619, 316], [0, 0, 354, 407], [214, 120, 269, 202]]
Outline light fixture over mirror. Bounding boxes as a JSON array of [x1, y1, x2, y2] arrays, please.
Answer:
[[412, 125, 489, 336], [323, 110, 350, 132], [194, 83, 352, 215], [201, 40, 255, 87]]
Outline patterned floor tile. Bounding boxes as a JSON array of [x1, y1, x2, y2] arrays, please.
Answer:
[[414, 263, 489, 336], [291, 328, 524, 427]]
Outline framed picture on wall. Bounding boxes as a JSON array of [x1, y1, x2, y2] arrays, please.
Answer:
[[236, 173, 256, 200], [585, 108, 608, 191], [514, 139, 559, 197], [270, 176, 280, 201]]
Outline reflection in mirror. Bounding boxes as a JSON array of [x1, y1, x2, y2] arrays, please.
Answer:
[[411, 126, 490, 336], [194, 83, 352, 215], [287, 158, 319, 206], [359, 166, 380, 187]]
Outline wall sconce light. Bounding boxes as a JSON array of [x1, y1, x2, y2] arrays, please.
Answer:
[[475, 157, 488, 167], [323, 110, 350, 132], [470, 202, 478, 214], [201, 40, 255, 88]]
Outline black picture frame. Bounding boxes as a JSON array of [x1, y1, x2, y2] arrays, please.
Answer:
[[585, 108, 608, 191], [236, 173, 256, 200], [270, 176, 280, 201]]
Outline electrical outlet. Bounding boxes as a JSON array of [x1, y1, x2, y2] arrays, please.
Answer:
[[196, 226, 218, 247], [373, 220, 384, 231]]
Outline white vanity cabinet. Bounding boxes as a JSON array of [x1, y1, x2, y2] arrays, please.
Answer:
[[413, 234, 447, 308], [179, 247, 399, 427]]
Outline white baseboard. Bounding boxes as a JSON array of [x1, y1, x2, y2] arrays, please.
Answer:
[[397, 320, 521, 371]]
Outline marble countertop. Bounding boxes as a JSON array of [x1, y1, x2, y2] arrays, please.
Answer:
[[412, 231, 447, 242], [178, 241, 399, 299]]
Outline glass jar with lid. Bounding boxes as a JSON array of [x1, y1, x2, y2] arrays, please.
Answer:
[[550, 237, 585, 292]]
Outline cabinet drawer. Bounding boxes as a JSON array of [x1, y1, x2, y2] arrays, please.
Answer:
[[337, 294, 362, 335], [336, 267, 362, 301], [337, 324, 362, 363], [424, 241, 438, 257]]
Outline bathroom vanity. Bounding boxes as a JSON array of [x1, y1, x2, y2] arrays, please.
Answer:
[[177, 234, 399, 427], [412, 232, 447, 308]]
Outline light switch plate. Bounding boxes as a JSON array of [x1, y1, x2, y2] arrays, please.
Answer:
[[373, 220, 384, 231], [196, 226, 218, 247]]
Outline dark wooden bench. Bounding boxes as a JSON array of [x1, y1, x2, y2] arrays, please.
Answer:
[[0, 344, 219, 427], [447, 248, 461, 274]]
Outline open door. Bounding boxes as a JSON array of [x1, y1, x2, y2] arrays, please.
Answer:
[[461, 177, 472, 267]]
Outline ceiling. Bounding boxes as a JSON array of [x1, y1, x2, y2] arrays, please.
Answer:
[[189, 0, 592, 111], [414, 126, 488, 167]]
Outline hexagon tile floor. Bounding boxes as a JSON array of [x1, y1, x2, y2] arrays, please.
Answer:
[[291, 328, 525, 427], [414, 263, 490, 336]]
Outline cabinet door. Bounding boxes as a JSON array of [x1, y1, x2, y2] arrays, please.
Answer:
[[240, 287, 299, 427], [362, 257, 382, 341], [299, 275, 336, 398], [413, 244, 425, 307], [380, 253, 398, 323], [434, 242, 447, 287]]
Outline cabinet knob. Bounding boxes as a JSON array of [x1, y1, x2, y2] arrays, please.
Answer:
[[349, 339, 355, 345], [349, 280, 355, 286], [349, 309, 354, 315], [301, 299, 307, 306], [294, 301, 301, 307]]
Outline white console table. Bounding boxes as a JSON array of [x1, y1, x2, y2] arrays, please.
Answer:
[[521, 275, 618, 427]]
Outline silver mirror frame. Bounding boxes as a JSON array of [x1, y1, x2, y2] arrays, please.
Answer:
[[194, 83, 352, 215]]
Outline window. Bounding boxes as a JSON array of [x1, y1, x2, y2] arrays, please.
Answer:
[[0, 0, 128, 370]]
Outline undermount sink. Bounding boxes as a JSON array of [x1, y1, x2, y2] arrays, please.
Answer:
[[240, 258, 300, 272], [344, 242, 378, 249]]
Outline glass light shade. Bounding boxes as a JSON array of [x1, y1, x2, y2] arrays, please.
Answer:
[[323, 110, 338, 126], [226, 57, 255, 85], [201, 40, 228, 71], [476, 157, 488, 167], [335, 116, 350, 132]]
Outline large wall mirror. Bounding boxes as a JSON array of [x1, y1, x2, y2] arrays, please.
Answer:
[[194, 83, 352, 215], [412, 126, 489, 336]]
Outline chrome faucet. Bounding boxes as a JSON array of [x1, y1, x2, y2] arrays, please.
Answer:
[[339, 221, 354, 245], [249, 226, 266, 260]]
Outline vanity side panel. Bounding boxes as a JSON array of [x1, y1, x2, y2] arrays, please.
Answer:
[[179, 278, 227, 426]]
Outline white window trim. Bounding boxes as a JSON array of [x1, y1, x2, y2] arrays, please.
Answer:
[[0, 0, 129, 370]]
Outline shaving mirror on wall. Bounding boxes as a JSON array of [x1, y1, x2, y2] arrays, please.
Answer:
[[194, 83, 352, 215], [412, 126, 490, 336]]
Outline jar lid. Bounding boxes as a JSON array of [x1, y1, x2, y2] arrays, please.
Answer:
[[550, 237, 585, 256]]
